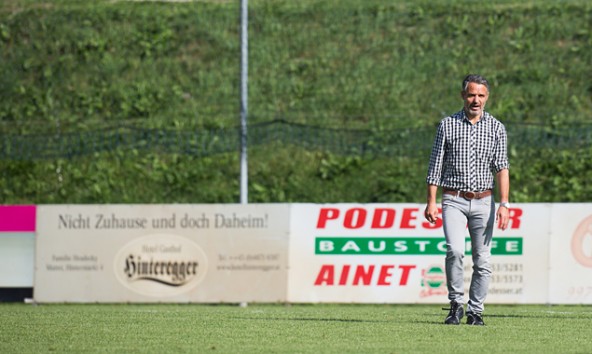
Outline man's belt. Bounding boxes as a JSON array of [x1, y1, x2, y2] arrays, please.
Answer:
[[443, 189, 492, 200]]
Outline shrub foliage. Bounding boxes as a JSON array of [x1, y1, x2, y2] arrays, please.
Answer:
[[0, 0, 591, 203]]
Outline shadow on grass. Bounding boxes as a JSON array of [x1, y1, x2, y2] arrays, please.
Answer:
[[413, 312, 592, 324], [231, 316, 386, 323], [486, 313, 584, 319], [233, 312, 449, 325], [232, 309, 592, 326]]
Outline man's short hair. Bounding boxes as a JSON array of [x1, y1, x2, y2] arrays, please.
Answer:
[[462, 74, 490, 92]]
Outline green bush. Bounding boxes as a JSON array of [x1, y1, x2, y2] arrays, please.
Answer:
[[0, 0, 591, 203]]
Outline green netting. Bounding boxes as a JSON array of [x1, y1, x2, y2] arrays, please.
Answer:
[[1, 120, 590, 160]]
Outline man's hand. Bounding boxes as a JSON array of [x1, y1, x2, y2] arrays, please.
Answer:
[[424, 203, 440, 224], [497, 205, 510, 230]]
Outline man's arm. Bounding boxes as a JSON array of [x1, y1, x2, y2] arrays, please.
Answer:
[[425, 121, 446, 224], [496, 169, 510, 230], [424, 184, 440, 224]]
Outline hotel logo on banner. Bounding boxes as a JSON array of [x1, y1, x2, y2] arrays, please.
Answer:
[[572, 214, 592, 267], [114, 234, 208, 296]]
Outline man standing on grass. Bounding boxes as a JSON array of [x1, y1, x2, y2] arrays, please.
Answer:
[[424, 74, 510, 326]]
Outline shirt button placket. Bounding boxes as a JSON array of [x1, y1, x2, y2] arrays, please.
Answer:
[[470, 125, 477, 190]]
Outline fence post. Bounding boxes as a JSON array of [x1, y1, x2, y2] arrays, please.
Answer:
[[239, 0, 249, 204]]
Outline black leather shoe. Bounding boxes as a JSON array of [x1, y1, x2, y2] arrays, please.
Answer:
[[443, 300, 464, 325], [466, 312, 485, 326]]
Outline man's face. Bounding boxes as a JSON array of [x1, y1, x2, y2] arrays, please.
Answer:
[[461, 82, 489, 119]]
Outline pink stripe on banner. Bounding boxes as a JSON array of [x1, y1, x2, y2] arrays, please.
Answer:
[[0, 205, 36, 232]]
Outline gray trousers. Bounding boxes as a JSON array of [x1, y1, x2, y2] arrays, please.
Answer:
[[442, 193, 494, 314]]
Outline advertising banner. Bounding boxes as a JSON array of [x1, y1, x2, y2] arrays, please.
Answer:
[[0, 205, 36, 287], [287, 203, 550, 304], [32, 203, 591, 304], [34, 204, 289, 303], [549, 204, 592, 304]]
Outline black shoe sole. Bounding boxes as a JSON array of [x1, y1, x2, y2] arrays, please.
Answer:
[[466, 321, 485, 326]]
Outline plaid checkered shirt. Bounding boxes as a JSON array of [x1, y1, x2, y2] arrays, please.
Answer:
[[426, 109, 510, 192]]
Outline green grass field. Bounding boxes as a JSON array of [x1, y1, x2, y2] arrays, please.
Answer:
[[1, 303, 591, 353]]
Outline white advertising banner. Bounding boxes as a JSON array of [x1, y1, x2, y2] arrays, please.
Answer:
[[34, 204, 289, 303], [287, 203, 550, 304], [549, 204, 592, 304], [32, 203, 592, 304]]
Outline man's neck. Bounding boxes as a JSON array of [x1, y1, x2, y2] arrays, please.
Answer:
[[464, 109, 482, 125]]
